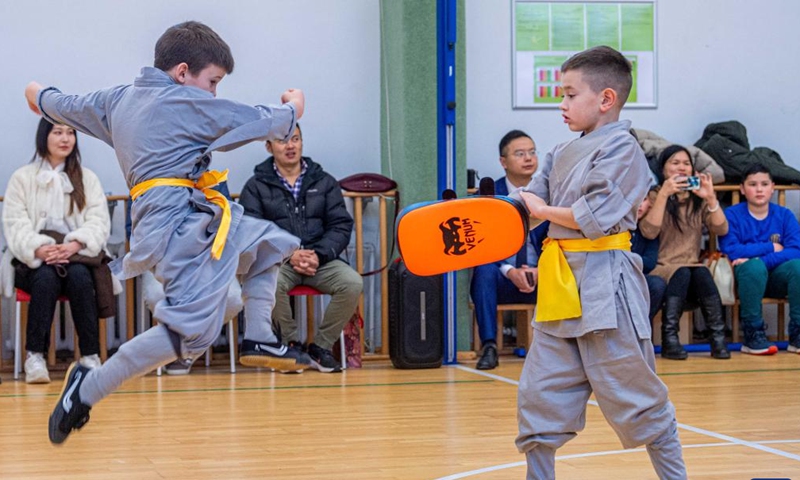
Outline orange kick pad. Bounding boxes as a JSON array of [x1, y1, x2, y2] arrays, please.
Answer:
[[397, 196, 530, 276]]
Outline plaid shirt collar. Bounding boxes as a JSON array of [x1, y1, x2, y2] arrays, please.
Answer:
[[273, 158, 308, 201]]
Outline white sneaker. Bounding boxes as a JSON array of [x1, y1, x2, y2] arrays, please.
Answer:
[[79, 354, 102, 369], [25, 352, 51, 384]]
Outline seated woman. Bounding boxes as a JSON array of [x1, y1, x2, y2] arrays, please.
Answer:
[[639, 145, 731, 360], [2, 118, 113, 383]]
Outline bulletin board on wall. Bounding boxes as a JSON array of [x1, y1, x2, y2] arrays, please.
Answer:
[[512, 0, 657, 108]]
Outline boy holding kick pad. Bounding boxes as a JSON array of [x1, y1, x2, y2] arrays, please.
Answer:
[[514, 46, 687, 479]]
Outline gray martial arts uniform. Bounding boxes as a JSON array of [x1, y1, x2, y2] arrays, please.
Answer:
[[514, 121, 686, 480], [37, 67, 300, 405]]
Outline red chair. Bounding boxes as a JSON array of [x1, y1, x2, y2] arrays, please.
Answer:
[[13, 289, 107, 380], [287, 285, 346, 369]]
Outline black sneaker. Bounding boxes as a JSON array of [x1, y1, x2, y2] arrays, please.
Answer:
[[49, 362, 92, 445], [164, 357, 195, 376], [278, 342, 308, 374], [307, 343, 342, 373], [788, 335, 800, 354], [240, 339, 312, 371], [742, 326, 778, 355]]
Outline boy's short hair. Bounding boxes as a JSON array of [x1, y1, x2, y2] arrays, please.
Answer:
[[561, 46, 632, 105], [498, 129, 532, 156], [742, 163, 773, 183], [154, 21, 234, 74]]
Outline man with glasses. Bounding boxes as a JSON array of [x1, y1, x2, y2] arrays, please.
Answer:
[[239, 124, 362, 373], [470, 130, 547, 369]]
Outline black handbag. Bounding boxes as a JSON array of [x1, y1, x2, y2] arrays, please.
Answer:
[[338, 173, 399, 276]]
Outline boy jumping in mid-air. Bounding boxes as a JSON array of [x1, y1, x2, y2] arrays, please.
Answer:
[[514, 46, 687, 479], [25, 21, 311, 444]]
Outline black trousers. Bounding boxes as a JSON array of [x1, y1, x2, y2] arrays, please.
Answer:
[[15, 263, 99, 356], [664, 266, 718, 302]]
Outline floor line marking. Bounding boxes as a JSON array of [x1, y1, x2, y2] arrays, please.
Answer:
[[452, 365, 800, 465], [434, 439, 800, 479]]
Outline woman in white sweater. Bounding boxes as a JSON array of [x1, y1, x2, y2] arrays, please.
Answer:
[[3, 118, 111, 383]]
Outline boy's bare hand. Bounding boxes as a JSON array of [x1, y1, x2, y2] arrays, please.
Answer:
[[25, 81, 44, 115], [519, 191, 546, 219], [281, 88, 304, 120]]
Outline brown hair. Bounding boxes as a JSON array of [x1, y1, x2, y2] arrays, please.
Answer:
[[561, 46, 632, 105], [154, 21, 234, 74]]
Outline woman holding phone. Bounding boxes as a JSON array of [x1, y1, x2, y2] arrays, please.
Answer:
[[639, 144, 730, 360]]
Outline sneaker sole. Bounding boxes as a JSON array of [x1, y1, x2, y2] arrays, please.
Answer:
[[741, 345, 778, 355], [26, 372, 51, 384], [788, 345, 800, 354], [239, 354, 310, 371], [165, 369, 192, 376], [309, 359, 339, 373], [49, 362, 80, 445]]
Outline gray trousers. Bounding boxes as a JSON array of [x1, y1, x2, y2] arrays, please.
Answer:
[[79, 215, 298, 406], [517, 291, 686, 479], [273, 259, 362, 350]]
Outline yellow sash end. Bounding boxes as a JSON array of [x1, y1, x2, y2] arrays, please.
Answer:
[[536, 232, 631, 322], [130, 169, 231, 260]]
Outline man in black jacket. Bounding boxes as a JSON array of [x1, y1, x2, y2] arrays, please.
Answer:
[[239, 124, 362, 373]]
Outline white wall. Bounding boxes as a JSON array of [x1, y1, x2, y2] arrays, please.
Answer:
[[466, 0, 800, 181], [0, 0, 380, 195]]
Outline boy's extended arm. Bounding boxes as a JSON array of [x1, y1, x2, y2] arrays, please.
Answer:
[[27, 81, 122, 146]]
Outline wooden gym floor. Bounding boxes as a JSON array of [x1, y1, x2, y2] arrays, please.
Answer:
[[1, 351, 799, 479]]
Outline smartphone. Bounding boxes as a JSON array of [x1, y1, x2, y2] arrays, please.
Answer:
[[681, 176, 701, 191], [525, 271, 535, 287]]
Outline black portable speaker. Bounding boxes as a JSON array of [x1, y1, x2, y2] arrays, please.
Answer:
[[388, 260, 443, 369]]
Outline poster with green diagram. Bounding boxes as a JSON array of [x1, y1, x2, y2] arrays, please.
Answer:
[[513, 1, 656, 108]]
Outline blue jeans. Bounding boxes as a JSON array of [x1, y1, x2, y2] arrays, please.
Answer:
[[470, 263, 536, 346], [646, 275, 667, 322]]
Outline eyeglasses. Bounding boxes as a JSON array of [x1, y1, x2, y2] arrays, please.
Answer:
[[510, 149, 538, 159], [275, 135, 302, 146]]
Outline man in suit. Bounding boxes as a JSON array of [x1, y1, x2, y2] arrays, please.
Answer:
[[471, 130, 546, 369]]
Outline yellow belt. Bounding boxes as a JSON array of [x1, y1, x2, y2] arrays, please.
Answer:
[[130, 169, 231, 260], [536, 231, 631, 322]]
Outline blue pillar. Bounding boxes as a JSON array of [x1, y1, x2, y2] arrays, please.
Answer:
[[437, 0, 458, 364]]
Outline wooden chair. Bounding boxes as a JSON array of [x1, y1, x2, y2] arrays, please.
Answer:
[[468, 302, 534, 354], [14, 289, 107, 380], [287, 285, 347, 368]]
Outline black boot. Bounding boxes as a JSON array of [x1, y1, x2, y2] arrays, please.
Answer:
[[699, 294, 731, 359], [661, 296, 688, 360]]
